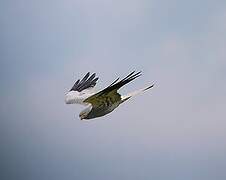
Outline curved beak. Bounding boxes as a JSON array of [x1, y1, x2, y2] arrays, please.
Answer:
[[79, 114, 85, 120]]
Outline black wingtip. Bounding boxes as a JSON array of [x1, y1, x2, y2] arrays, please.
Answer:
[[109, 77, 120, 87], [122, 71, 141, 80], [125, 71, 142, 82], [70, 72, 99, 92], [144, 84, 155, 91], [80, 72, 90, 82], [121, 71, 135, 81]]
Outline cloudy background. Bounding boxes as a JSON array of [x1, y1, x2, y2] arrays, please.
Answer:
[[1, 0, 226, 179]]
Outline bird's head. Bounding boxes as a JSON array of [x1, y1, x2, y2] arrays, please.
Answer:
[[79, 105, 92, 120], [79, 112, 88, 120]]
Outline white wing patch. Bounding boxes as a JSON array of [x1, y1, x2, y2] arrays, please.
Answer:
[[65, 90, 96, 105]]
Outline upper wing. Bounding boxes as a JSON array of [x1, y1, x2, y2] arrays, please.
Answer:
[[70, 72, 99, 92], [83, 71, 141, 107], [65, 72, 99, 105], [84, 90, 121, 108]]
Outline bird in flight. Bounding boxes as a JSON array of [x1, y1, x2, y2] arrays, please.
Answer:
[[65, 71, 154, 120]]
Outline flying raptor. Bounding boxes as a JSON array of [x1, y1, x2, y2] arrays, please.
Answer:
[[65, 71, 154, 120]]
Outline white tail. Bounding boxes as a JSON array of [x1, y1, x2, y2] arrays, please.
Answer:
[[121, 84, 154, 103]]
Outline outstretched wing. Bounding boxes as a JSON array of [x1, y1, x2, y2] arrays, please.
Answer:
[[70, 72, 99, 92], [83, 71, 141, 107], [65, 72, 99, 105]]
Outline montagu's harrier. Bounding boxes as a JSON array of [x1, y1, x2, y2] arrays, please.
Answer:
[[65, 71, 154, 120]]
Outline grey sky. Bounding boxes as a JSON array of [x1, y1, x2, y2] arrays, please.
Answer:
[[1, 0, 226, 180]]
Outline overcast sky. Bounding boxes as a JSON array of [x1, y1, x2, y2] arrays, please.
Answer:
[[1, 0, 226, 180]]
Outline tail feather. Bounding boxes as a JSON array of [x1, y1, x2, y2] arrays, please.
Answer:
[[121, 84, 154, 103]]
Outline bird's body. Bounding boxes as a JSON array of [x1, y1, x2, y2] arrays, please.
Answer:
[[85, 101, 120, 119], [65, 71, 154, 120]]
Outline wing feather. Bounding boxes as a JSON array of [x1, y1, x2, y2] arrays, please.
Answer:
[[84, 71, 141, 106], [70, 72, 99, 92]]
